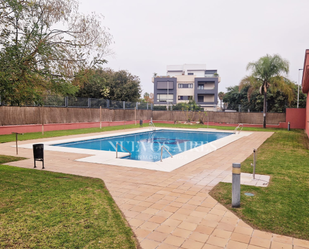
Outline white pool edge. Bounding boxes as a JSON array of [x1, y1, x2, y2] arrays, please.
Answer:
[[19, 128, 252, 172]]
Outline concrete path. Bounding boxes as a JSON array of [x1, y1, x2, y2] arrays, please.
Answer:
[[2, 129, 309, 249]]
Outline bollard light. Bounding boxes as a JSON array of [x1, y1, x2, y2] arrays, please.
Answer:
[[232, 163, 241, 208], [12, 132, 24, 155]]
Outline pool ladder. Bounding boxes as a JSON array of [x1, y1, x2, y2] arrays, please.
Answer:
[[234, 123, 243, 134], [116, 143, 131, 158], [161, 145, 173, 162], [149, 120, 156, 131]]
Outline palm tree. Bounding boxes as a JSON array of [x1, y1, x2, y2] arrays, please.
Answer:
[[239, 54, 293, 128]]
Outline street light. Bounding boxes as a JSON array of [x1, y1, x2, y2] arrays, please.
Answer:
[[297, 68, 303, 108], [167, 81, 169, 110]]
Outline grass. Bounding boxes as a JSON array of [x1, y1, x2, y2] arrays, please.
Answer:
[[0, 122, 285, 144], [154, 122, 283, 132], [0, 160, 137, 248], [0, 124, 142, 143], [210, 129, 309, 240]]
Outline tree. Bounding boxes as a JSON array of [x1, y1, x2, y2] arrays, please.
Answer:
[[172, 99, 202, 111], [75, 68, 141, 102], [0, 0, 112, 105], [240, 54, 293, 128], [74, 68, 112, 99], [143, 92, 154, 103], [143, 92, 149, 101], [218, 92, 225, 109], [223, 86, 255, 111], [148, 93, 154, 103], [107, 70, 141, 102], [223, 82, 303, 113]]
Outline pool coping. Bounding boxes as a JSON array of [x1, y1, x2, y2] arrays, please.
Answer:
[[18, 128, 252, 172]]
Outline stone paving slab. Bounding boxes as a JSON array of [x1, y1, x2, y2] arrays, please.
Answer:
[[1, 129, 306, 249], [221, 173, 270, 187]]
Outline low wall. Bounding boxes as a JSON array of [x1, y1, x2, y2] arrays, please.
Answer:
[[0, 106, 305, 135], [285, 108, 306, 129], [306, 95, 309, 137]]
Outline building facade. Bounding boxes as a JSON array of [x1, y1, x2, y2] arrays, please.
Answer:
[[302, 49, 309, 137], [153, 64, 220, 110]]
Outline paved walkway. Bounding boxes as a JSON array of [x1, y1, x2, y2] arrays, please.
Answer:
[[2, 129, 309, 249]]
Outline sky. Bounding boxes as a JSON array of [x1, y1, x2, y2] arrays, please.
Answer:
[[80, 0, 309, 96]]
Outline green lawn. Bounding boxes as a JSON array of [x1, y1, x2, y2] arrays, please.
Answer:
[[0, 122, 283, 144], [0, 161, 137, 248], [154, 122, 283, 132], [0, 124, 142, 143], [210, 129, 309, 240]]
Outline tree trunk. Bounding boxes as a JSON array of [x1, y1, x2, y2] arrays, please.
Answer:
[[263, 91, 267, 128]]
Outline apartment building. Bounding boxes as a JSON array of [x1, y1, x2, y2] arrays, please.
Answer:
[[153, 64, 220, 110]]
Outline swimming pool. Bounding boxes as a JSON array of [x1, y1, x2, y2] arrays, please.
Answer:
[[52, 129, 233, 162], [20, 128, 251, 172]]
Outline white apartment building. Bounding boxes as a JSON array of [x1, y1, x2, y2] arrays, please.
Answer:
[[153, 64, 220, 110]]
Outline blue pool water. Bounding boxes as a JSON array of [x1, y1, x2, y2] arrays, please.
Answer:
[[52, 129, 233, 162]]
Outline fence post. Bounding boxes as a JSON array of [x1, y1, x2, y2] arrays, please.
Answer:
[[65, 96, 68, 107], [100, 106, 102, 129], [151, 103, 153, 110], [232, 163, 241, 208], [88, 98, 91, 108], [123, 101, 125, 110], [147, 103, 149, 110], [41, 107, 44, 135], [136, 102, 138, 110], [107, 99, 110, 109]]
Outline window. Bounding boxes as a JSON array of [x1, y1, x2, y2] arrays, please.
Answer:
[[178, 84, 193, 88], [188, 73, 194, 75], [197, 81, 215, 90], [157, 81, 173, 90], [157, 94, 173, 103], [178, 96, 193, 100], [197, 94, 214, 103]]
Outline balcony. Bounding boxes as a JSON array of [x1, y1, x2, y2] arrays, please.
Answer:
[[197, 94, 215, 104]]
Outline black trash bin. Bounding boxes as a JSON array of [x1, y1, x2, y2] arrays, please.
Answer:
[[33, 144, 44, 169], [140, 119, 143, 126]]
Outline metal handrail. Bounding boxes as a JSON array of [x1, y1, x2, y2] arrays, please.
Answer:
[[149, 118, 156, 131], [149, 121, 156, 131], [160, 145, 173, 162], [116, 143, 131, 158], [234, 123, 243, 134]]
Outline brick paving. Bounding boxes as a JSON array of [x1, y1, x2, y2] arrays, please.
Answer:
[[2, 129, 308, 249]]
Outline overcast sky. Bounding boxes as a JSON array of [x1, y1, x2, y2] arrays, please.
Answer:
[[80, 0, 309, 96]]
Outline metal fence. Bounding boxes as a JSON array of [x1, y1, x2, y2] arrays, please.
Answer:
[[0, 95, 153, 110]]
